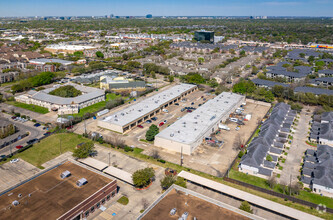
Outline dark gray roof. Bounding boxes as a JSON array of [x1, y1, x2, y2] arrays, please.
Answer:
[[311, 77, 333, 84], [294, 66, 312, 74], [319, 123, 333, 141], [318, 69, 333, 75], [303, 161, 316, 169], [258, 167, 273, 176], [302, 168, 313, 177], [268, 70, 307, 78], [263, 160, 276, 169], [294, 87, 333, 96], [301, 176, 312, 185], [251, 78, 289, 88], [269, 147, 283, 155], [305, 149, 316, 157]]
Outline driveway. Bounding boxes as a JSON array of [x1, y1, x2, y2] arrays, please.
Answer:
[[279, 108, 313, 184]]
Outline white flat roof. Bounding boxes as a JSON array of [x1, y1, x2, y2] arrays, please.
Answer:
[[79, 157, 108, 171], [45, 44, 97, 50], [155, 92, 244, 145], [103, 166, 133, 185], [99, 84, 196, 127], [178, 171, 321, 220]]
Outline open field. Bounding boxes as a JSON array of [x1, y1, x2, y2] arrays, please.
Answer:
[[8, 133, 88, 168], [6, 101, 49, 114]]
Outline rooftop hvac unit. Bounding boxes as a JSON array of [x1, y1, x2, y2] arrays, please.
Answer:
[[76, 178, 88, 187], [60, 170, 71, 179], [170, 133, 174, 137], [12, 200, 19, 206]]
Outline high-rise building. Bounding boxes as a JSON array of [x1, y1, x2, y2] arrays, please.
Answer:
[[146, 14, 152, 19], [194, 30, 214, 43]]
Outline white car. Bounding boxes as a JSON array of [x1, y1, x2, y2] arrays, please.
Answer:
[[10, 159, 19, 163], [162, 109, 169, 113]]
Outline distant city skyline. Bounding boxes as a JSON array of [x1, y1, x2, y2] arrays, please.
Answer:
[[0, 0, 333, 17]]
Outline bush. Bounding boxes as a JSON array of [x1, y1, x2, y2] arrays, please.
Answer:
[[160, 175, 175, 190], [238, 151, 244, 158], [132, 167, 155, 188], [124, 146, 134, 152], [117, 196, 129, 205], [157, 159, 166, 163], [239, 201, 253, 213], [304, 187, 312, 192]]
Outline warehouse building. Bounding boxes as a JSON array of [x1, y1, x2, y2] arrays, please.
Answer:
[[98, 84, 197, 133], [0, 160, 117, 220], [154, 92, 245, 155], [15, 83, 105, 115]]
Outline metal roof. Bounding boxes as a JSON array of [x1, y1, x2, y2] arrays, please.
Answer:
[[103, 166, 133, 185], [294, 86, 333, 96]]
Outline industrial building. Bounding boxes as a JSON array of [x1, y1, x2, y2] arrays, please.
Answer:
[[15, 83, 105, 115], [98, 84, 197, 133], [0, 160, 117, 220], [154, 92, 245, 155]]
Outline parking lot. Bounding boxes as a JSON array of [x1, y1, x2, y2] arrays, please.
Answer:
[[0, 114, 45, 156], [0, 159, 40, 192]]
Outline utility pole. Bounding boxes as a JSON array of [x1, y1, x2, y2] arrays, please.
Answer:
[[180, 146, 183, 167], [289, 174, 292, 196], [59, 138, 62, 154], [108, 152, 111, 166]]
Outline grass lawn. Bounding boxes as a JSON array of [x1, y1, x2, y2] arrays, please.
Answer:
[[10, 133, 88, 168], [117, 196, 129, 205], [70, 93, 124, 117], [6, 101, 49, 114], [229, 169, 333, 209]]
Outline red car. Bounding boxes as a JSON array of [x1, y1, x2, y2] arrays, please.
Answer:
[[16, 145, 23, 149], [159, 122, 164, 127], [187, 109, 192, 113], [137, 125, 143, 128], [66, 126, 73, 130]]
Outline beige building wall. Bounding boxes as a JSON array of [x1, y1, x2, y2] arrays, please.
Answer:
[[97, 120, 124, 133], [154, 136, 193, 155]]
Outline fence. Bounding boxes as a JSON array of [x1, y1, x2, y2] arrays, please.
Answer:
[[224, 177, 333, 214]]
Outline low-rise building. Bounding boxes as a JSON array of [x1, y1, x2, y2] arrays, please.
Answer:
[[100, 76, 146, 92], [15, 83, 105, 115], [294, 86, 333, 96], [301, 145, 333, 197], [309, 112, 333, 146], [239, 103, 296, 178], [98, 84, 197, 133], [154, 92, 245, 155], [0, 160, 118, 220], [44, 44, 97, 55]]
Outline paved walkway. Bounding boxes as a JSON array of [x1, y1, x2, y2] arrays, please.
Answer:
[[279, 108, 313, 184]]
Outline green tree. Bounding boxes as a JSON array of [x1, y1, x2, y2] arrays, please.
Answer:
[[174, 177, 187, 188], [146, 124, 159, 141], [132, 167, 155, 188], [160, 175, 175, 190], [197, 57, 205, 65], [168, 75, 174, 82], [96, 51, 104, 58], [232, 79, 256, 94], [72, 142, 95, 159], [239, 201, 253, 213]]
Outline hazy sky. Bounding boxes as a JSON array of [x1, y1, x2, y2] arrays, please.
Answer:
[[0, 0, 332, 17]]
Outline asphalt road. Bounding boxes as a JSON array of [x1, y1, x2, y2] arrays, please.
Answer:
[[0, 115, 44, 156]]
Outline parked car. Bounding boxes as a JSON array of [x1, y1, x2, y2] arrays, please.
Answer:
[[137, 125, 144, 128], [162, 109, 169, 113], [66, 126, 73, 130], [191, 102, 194, 105], [235, 126, 240, 131], [43, 132, 51, 136], [187, 109, 192, 113], [27, 138, 38, 145], [146, 120, 152, 124], [151, 117, 158, 121], [159, 122, 164, 127], [181, 108, 185, 112], [34, 123, 41, 127], [175, 103, 179, 106], [10, 158, 19, 163], [11, 116, 16, 120], [163, 120, 167, 123], [15, 145, 23, 149], [0, 155, 6, 159]]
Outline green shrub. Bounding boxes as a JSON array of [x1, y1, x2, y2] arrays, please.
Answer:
[[239, 201, 253, 213], [124, 146, 134, 152], [117, 196, 129, 205]]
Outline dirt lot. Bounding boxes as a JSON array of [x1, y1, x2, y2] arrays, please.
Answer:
[[0, 159, 40, 192], [142, 188, 251, 220]]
